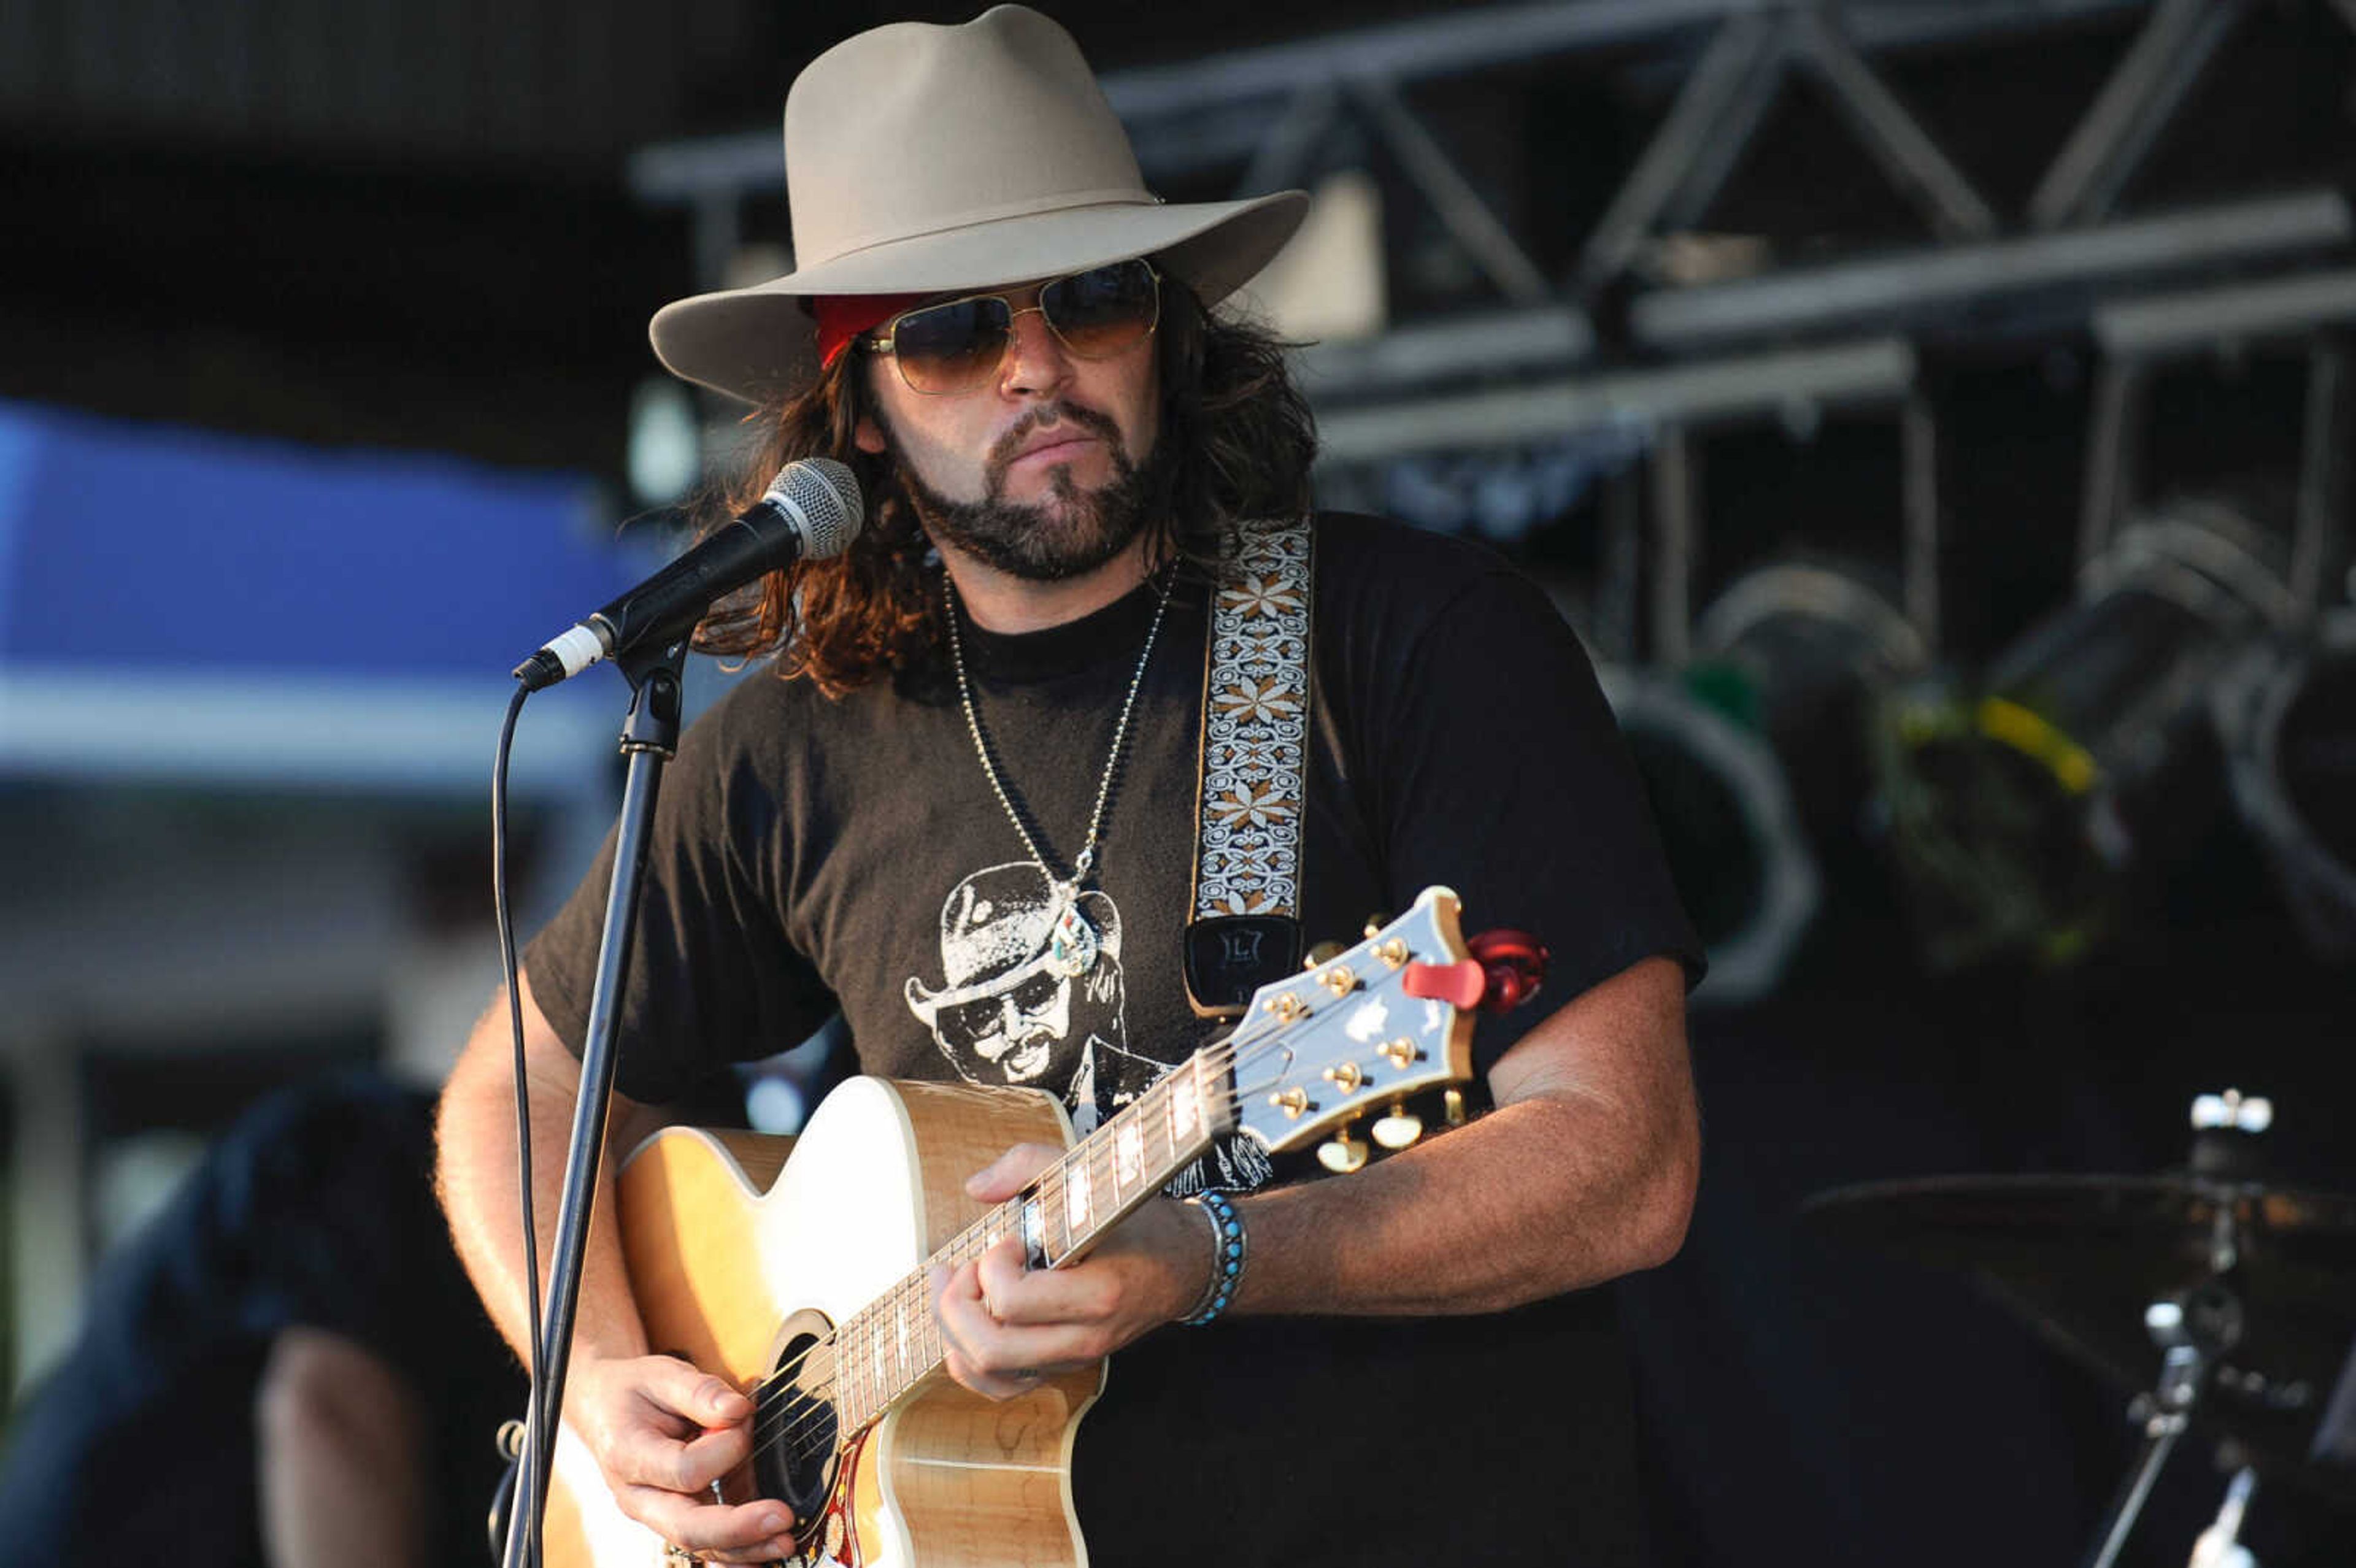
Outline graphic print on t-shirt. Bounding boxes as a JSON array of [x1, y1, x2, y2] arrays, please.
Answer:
[[904, 861, 1160, 1134], [901, 861, 1274, 1191]]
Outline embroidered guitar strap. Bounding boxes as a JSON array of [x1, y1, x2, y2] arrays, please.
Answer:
[[1185, 516, 1314, 1018]]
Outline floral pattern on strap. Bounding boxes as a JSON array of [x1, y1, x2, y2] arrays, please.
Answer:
[[1195, 518, 1312, 918]]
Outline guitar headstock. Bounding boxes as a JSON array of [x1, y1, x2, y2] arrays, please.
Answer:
[[1228, 887, 1482, 1172]]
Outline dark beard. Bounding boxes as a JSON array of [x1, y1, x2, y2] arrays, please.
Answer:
[[884, 400, 1157, 583]]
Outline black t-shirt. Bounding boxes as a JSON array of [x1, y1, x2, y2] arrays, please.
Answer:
[[528, 512, 1700, 1565]]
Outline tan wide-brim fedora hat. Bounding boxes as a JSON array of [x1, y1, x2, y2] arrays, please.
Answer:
[[649, 4, 1308, 405]]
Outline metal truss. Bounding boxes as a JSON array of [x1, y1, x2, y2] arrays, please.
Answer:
[[630, 0, 2354, 404], [628, 0, 2356, 663], [1633, 190, 2352, 350], [2028, 0, 2250, 231], [1313, 337, 1914, 461], [1579, 4, 1999, 291], [630, 0, 2342, 296], [2081, 269, 2356, 617]]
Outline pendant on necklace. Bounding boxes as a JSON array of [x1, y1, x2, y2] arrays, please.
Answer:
[[1048, 883, 1101, 978]]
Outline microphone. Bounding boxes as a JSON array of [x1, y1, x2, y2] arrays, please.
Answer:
[[515, 458, 863, 691]]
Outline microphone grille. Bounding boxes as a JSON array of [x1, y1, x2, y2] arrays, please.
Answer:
[[765, 458, 864, 561]]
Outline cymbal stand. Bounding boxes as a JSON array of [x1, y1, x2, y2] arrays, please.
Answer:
[[2084, 1088, 2269, 1568], [2186, 1467, 2257, 1568], [2082, 1301, 2220, 1568]]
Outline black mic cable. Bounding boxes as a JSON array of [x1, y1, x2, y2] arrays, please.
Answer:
[[487, 456, 862, 1567]]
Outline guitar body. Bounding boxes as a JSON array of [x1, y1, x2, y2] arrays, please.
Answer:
[[545, 1077, 1104, 1568], [532, 889, 1493, 1568]]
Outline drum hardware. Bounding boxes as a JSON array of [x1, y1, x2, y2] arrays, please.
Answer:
[[1802, 1090, 2356, 1566], [2187, 1467, 2258, 1568], [2084, 1262, 2244, 1568]]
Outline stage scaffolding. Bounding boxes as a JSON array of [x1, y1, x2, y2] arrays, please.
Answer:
[[624, 0, 2356, 663]]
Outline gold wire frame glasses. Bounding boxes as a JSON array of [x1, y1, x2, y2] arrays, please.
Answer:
[[862, 260, 1162, 395]]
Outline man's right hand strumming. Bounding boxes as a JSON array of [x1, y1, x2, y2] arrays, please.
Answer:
[[566, 1353, 794, 1566], [436, 986, 796, 1566]]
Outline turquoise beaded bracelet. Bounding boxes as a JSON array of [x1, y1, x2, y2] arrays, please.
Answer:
[[1180, 1190, 1247, 1326]]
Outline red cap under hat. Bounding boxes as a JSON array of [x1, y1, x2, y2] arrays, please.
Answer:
[[814, 293, 930, 369]]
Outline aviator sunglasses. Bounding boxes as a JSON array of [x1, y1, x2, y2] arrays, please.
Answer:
[[863, 259, 1162, 396]]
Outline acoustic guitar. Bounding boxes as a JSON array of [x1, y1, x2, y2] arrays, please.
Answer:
[[536, 887, 1525, 1567]]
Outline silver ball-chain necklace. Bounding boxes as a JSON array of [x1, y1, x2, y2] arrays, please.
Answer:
[[944, 562, 1176, 979]]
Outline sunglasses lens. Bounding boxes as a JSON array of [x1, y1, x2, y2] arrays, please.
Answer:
[[1044, 261, 1160, 358], [880, 262, 1159, 393], [890, 296, 1011, 394]]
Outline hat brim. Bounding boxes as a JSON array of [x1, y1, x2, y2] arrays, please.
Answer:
[[649, 189, 1308, 405]]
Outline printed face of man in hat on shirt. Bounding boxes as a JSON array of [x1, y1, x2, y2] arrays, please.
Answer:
[[904, 863, 1129, 1099]]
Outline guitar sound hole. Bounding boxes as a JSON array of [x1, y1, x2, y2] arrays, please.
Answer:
[[753, 1313, 841, 1536]]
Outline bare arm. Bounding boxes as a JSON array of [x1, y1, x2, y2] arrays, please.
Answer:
[[435, 970, 660, 1366], [937, 955, 1698, 1393], [1223, 953, 1696, 1312], [434, 972, 796, 1564]]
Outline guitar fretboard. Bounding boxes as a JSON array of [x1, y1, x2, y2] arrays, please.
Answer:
[[830, 1050, 1236, 1435]]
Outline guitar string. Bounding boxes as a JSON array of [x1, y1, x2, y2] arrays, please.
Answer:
[[747, 1067, 1274, 1465], [752, 1133, 1150, 1423], [742, 1002, 1285, 1413], [750, 1058, 1426, 1466], [740, 995, 1367, 1462], [747, 982, 1449, 1464], [746, 1126, 1231, 1459], [744, 1026, 1284, 1461]]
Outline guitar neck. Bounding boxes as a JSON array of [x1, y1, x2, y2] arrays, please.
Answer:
[[831, 1051, 1236, 1434]]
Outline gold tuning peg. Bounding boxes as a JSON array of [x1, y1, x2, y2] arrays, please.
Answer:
[[1372, 1103, 1423, 1150], [1444, 1088, 1468, 1126], [1304, 940, 1348, 969], [1317, 1127, 1369, 1174], [1361, 913, 1393, 939]]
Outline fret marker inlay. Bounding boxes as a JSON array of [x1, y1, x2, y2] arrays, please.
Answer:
[[1173, 1070, 1202, 1137]]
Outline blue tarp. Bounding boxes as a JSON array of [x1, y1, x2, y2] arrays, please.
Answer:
[[0, 401, 647, 788], [0, 400, 631, 675]]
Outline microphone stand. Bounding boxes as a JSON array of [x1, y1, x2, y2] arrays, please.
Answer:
[[502, 634, 690, 1568]]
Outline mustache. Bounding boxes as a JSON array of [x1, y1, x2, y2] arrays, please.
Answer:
[[985, 401, 1125, 484]]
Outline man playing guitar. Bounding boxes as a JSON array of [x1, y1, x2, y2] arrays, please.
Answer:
[[436, 9, 1702, 1566]]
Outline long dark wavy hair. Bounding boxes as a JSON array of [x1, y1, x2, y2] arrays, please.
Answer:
[[690, 282, 1317, 696]]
